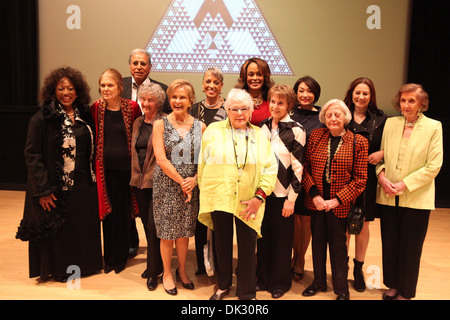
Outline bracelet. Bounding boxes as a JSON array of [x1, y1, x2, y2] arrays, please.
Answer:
[[255, 194, 264, 202], [255, 188, 266, 202]]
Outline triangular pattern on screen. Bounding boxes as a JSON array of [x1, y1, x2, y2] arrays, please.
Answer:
[[145, 0, 293, 75]]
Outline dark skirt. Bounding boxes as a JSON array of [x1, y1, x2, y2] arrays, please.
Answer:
[[28, 171, 103, 279]]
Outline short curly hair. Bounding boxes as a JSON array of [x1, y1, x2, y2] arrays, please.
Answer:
[[40, 66, 91, 105]]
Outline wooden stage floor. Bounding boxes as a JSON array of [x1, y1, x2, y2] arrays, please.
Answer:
[[1, 190, 449, 301]]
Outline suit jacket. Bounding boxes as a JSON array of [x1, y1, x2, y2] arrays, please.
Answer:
[[376, 114, 443, 210], [302, 127, 368, 218], [122, 76, 171, 114]]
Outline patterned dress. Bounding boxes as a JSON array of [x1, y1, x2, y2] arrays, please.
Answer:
[[153, 117, 201, 240]]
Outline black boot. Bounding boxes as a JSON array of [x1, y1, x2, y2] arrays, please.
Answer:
[[353, 258, 366, 292]]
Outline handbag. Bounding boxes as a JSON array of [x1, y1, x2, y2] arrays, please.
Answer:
[[347, 134, 366, 235], [203, 228, 215, 277], [348, 192, 366, 235]]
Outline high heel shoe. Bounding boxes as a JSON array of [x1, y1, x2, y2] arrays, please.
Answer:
[[162, 273, 177, 296], [176, 268, 194, 290]]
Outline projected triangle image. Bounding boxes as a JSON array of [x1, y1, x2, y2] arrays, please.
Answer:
[[146, 0, 293, 75]]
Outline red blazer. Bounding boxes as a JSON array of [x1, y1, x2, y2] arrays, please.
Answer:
[[91, 98, 142, 220], [302, 128, 368, 218]]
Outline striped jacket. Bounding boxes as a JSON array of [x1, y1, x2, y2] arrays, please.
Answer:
[[260, 114, 306, 202], [302, 127, 368, 218]]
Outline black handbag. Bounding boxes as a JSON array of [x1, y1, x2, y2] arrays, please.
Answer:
[[347, 134, 366, 235], [348, 192, 366, 235]]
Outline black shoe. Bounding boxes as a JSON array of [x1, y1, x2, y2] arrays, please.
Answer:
[[336, 293, 350, 300], [271, 290, 285, 299], [195, 268, 206, 275], [128, 247, 138, 258], [141, 269, 149, 279], [353, 258, 366, 292], [162, 274, 177, 296], [382, 292, 398, 300], [210, 288, 230, 300], [104, 265, 114, 274], [114, 263, 126, 274], [302, 284, 327, 297], [176, 268, 194, 290], [146, 276, 159, 291]]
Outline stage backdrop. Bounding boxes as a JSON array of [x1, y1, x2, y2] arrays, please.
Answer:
[[38, 0, 410, 115]]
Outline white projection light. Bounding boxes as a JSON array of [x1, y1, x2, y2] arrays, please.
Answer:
[[146, 0, 293, 75]]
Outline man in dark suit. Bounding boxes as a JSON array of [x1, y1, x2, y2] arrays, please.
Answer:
[[121, 48, 171, 114]]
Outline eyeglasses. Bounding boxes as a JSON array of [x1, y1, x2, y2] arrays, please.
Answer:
[[228, 107, 251, 114], [325, 112, 344, 119]]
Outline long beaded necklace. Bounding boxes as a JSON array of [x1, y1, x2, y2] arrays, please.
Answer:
[[232, 126, 249, 176], [325, 136, 344, 183]]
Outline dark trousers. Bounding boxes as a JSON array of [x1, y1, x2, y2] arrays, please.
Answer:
[[103, 170, 131, 269], [380, 202, 430, 299], [256, 196, 294, 293], [310, 210, 349, 295], [211, 211, 257, 300], [135, 188, 162, 277]]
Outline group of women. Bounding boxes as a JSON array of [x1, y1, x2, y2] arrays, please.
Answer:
[[17, 56, 443, 301]]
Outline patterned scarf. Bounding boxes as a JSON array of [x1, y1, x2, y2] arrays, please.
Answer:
[[95, 98, 137, 218]]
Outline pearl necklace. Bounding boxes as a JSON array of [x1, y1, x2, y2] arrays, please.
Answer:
[[404, 119, 417, 127]]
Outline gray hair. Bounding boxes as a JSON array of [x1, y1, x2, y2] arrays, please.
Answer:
[[128, 48, 151, 65], [224, 88, 254, 112], [204, 67, 224, 83], [319, 99, 352, 125], [138, 82, 166, 111]]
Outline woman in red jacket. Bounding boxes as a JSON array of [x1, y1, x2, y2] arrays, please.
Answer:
[[301, 99, 368, 300], [91, 68, 142, 274]]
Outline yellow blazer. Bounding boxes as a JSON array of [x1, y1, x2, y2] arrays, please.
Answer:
[[376, 114, 443, 210]]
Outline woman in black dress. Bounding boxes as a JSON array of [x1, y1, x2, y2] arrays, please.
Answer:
[[343, 77, 387, 292], [17, 66, 103, 281]]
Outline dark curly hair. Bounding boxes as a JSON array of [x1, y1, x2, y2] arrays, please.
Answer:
[[40, 66, 91, 105]]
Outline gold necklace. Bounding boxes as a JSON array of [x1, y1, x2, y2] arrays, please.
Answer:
[[325, 136, 344, 183]]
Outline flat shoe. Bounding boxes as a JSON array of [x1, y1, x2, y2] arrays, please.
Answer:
[[271, 290, 285, 299], [302, 284, 327, 297], [146, 276, 159, 291], [210, 288, 230, 300]]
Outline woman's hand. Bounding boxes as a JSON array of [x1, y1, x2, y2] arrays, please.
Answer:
[[239, 197, 262, 221], [39, 193, 57, 212], [282, 199, 295, 217], [368, 150, 384, 165], [181, 176, 196, 193], [312, 195, 328, 211], [378, 170, 397, 196], [324, 198, 339, 212], [181, 176, 197, 203]]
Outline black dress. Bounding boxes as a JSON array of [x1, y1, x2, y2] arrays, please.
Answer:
[[347, 109, 387, 220], [17, 102, 103, 279]]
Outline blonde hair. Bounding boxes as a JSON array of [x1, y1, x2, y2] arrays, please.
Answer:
[[167, 79, 196, 105], [98, 68, 123, 95]]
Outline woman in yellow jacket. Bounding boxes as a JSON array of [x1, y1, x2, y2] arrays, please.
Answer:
[[198, 88, 278, 300], [376, 84, 443, 300]]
